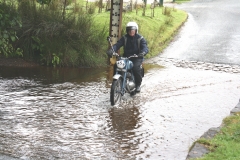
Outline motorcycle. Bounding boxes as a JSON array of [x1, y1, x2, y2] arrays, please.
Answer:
[[107, 36, 144, 106]]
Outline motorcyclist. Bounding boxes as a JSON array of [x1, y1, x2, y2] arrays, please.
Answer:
[[107, 21, 149, 92]]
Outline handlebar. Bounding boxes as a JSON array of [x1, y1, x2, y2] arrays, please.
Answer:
[[127, 54, 138, 59], [118, 54, 139, 60]]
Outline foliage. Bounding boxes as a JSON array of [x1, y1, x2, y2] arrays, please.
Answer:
[[1, 0, 187, 67], [0, 1, 23, 57], [36, 0, 51, 5], [15, 0, 107, 67], [88, 3, 96, 14]]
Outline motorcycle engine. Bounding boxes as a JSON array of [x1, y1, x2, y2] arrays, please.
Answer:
[[127, 79, 135, 91]]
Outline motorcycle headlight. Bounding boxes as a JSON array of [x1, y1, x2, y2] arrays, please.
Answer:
[[116, 60, 126, 69]]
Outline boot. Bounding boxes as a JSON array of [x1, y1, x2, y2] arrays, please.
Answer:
[[136, 85, 141, 92]]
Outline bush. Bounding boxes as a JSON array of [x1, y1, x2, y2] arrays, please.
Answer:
[[0, 1, 23, 57], [15, 0, 107, 67]]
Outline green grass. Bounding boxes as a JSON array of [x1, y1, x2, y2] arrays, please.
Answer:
[[176, 0, 191, 3], [93, 5, 187, 58], [0, 0, 187, 67], [194, 113, 240, 160]]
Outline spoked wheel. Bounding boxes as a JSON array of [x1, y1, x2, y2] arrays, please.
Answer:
[[110, 78, 122, 106]]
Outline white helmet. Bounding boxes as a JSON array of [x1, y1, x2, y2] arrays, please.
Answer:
[[126, 21, 138, 33]]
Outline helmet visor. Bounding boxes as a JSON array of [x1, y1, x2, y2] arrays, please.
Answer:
[[126, 26, 137, 31]]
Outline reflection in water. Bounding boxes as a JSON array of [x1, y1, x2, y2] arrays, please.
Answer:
[[0, 64, 162, 159], [106, 106, 141, 159], [0, 66, 109, 84], [109, 106, 140, 131], [0, 64, 161, 84]]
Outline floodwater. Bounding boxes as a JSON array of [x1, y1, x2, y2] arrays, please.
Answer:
[[1, 62, 240, 160], [2, 0, 240, 159]]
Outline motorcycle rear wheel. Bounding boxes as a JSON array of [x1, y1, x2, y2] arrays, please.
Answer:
[[110, 78, 122, 106]]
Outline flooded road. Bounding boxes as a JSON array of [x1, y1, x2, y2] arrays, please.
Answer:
[[1, 0, 240, 159], [1, 63, 240, 160]]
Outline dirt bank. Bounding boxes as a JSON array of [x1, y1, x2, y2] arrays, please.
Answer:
[[0, 58, 39, 67]]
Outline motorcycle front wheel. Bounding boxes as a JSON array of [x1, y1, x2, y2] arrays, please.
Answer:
[[110, 78, 122, 106]]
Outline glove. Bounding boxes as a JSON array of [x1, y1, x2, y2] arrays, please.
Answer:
[[106, 49, 114, 57], [138, 52, 146, 58]]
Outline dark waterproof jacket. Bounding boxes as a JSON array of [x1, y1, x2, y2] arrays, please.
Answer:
[[113, 33, 149, 58]]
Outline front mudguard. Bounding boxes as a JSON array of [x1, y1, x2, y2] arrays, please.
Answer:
[[112, 74, 125, 95], [113, 74, 122, 80]]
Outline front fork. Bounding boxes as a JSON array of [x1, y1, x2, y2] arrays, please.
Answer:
[[113, 71, 127, 96]]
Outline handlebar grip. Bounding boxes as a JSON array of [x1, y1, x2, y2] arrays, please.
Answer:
[[107, 36, 111, 41]]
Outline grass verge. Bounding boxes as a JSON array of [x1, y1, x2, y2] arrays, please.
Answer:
[[94, 5, 188, 59], [194, 112, 240, 160]]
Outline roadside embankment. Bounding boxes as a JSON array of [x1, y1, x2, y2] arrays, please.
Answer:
[[187, 100, 240, 159]]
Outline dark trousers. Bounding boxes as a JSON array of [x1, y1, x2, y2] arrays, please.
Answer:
[[131, 58, 143, 86]]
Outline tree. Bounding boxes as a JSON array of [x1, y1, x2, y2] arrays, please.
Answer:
[[142, 0, 147, 16]]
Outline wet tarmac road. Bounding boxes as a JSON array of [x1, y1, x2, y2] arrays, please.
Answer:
[[163, 0, 240, 65], [1, 0, 240, 159]]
